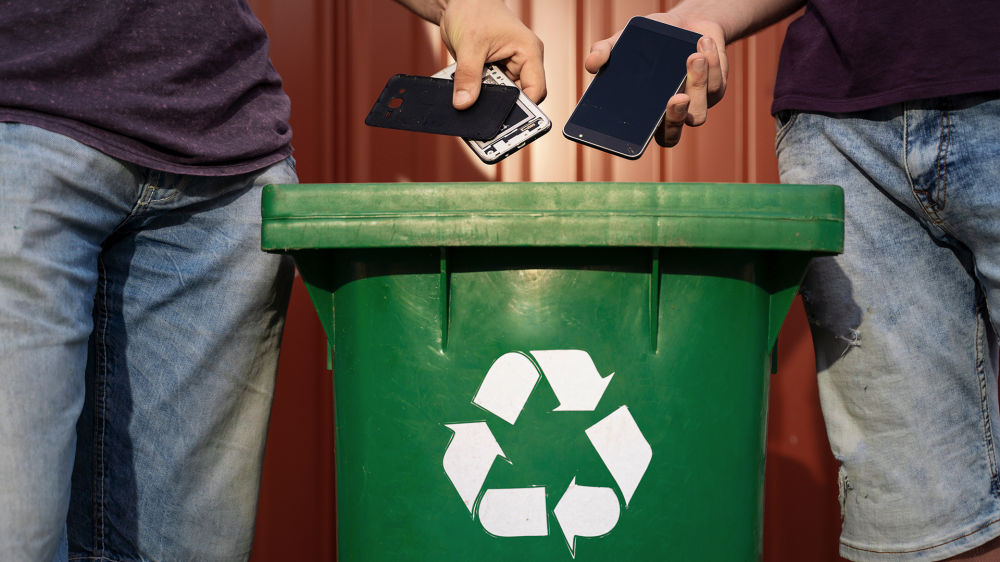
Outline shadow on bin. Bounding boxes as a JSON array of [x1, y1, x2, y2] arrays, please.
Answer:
[[262, 182, 843, 562]]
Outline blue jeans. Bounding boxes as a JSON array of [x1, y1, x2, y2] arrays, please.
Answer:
[[0, 124, 297, 561], [777, 91, 1000, 561]]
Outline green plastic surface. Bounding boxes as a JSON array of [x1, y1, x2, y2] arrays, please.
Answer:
[[261, 182, 843, 252], [261, 183, 843, 562]]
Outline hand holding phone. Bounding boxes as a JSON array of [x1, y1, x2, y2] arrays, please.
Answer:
[[565, 17, 702, 159], [432, 63, 551, 164], [437, 0, 546, 109], [585, 14, 726, 148]]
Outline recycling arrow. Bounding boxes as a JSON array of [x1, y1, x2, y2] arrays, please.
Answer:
[[530, 350, 614, 411], [443, 350, 653, 558], [473, 352, 541, 425], [585, 406, 652, 507], [443, 422, 507, 513], [479, 488, 548, 537], [553, 478, 620, 558]]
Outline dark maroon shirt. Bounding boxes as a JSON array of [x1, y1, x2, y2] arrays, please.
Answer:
[[0, 1, 291, 176], [772, 0, 1000, 114]]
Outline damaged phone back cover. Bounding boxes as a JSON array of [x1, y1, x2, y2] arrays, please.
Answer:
[[365, 74, 519, 141]]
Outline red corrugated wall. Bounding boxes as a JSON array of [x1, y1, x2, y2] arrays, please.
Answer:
[[247, 1, 846, 559]]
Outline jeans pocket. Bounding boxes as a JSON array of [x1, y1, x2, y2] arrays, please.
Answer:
[[774, 110, 799, 152]]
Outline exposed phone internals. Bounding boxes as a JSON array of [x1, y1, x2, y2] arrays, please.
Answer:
[[432, 63, 551, 164], [563, 17, 700, 160]]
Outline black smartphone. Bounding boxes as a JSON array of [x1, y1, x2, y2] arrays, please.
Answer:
[[563, 17, 701, 160], [365, 74, 520, 141]]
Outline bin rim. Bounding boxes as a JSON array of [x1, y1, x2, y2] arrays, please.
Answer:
[[261, 182, 844, 253]]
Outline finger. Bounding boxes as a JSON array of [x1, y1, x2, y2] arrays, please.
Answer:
[[683, 53, 709, 127], [697, 35, 726, 107], [452, 46, 489, 110], [655, 93, 689, 148], [584, 39, 611, 74], [584, 31, 620, 74], [517, 50, 547, 104]]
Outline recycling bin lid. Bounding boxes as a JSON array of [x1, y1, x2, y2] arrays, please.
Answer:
[[261, 182, 843, 253]]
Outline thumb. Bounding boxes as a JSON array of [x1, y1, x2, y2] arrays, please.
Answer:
[[584, 38, 613, 74], [452, 49, 487, 110]]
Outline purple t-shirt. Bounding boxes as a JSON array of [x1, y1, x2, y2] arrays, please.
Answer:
[[0, 1, 291, 176], [772, 0, 1000, 114]]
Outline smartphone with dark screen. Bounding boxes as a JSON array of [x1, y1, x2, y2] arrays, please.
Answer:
[[563, 17, 701, 159]]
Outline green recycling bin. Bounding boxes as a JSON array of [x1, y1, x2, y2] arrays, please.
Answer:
[[261, 182, 843, 561]]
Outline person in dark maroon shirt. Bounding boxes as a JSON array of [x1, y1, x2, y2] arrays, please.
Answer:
[[590, 1, 1000, 560], [0, 1, 544, 560]]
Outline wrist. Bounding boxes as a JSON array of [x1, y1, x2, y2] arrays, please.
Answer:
[[428, 0, 449, 25], [395, 0, 450, 25], [664, 4, 733, 45], [668, 0, 806, 44]]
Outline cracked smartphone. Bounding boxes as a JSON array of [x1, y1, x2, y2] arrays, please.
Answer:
[[564, 17, 700, 160], [432, 63, 551, 164]]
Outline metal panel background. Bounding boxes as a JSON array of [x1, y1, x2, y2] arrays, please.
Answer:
[[247, 1, 845, 559]]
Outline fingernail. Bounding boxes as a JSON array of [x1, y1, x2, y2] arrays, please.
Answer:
[[455, 90, 471, 106], [693, 58, 706, 73], [674, 102, 689, 115], [699, 36, 715, 52]]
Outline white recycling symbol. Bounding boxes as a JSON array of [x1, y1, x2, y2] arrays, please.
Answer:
[[442, 350, 652, 558]]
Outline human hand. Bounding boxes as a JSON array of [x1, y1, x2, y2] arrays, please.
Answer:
[[584, 14, 727, 147], [439, 0, 546, 109]]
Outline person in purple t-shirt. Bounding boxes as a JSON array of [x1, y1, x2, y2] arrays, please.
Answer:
[[0, 1, 544, 561], [589, 1, 1000, 560]]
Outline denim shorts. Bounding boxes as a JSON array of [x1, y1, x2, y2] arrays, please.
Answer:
[[777, 91, 1000, 561], [0, 123, 297, 562]]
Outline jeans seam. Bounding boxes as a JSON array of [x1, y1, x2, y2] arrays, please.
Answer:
[[975, 294, 1000, 498], [112, 169, 158, 233], [774, 110, 799, 152], [145, 170, 185, 205], [841, 517, 1000, 554], [95, 254, 110, 556], [911, 99, 951, 223], [934, 98, 951, 213], [141, 170, 160, 206]]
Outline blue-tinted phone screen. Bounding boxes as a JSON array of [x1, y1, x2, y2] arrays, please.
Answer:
[[572, 25, 697, 146]]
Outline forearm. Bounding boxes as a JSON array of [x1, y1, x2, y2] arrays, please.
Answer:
[[393, 0, 449, 25], [669, 0, 806, 44]]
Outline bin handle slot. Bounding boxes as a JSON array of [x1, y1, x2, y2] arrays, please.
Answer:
[[440, 247, 450, 352], [650, 248, 660, 353]]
